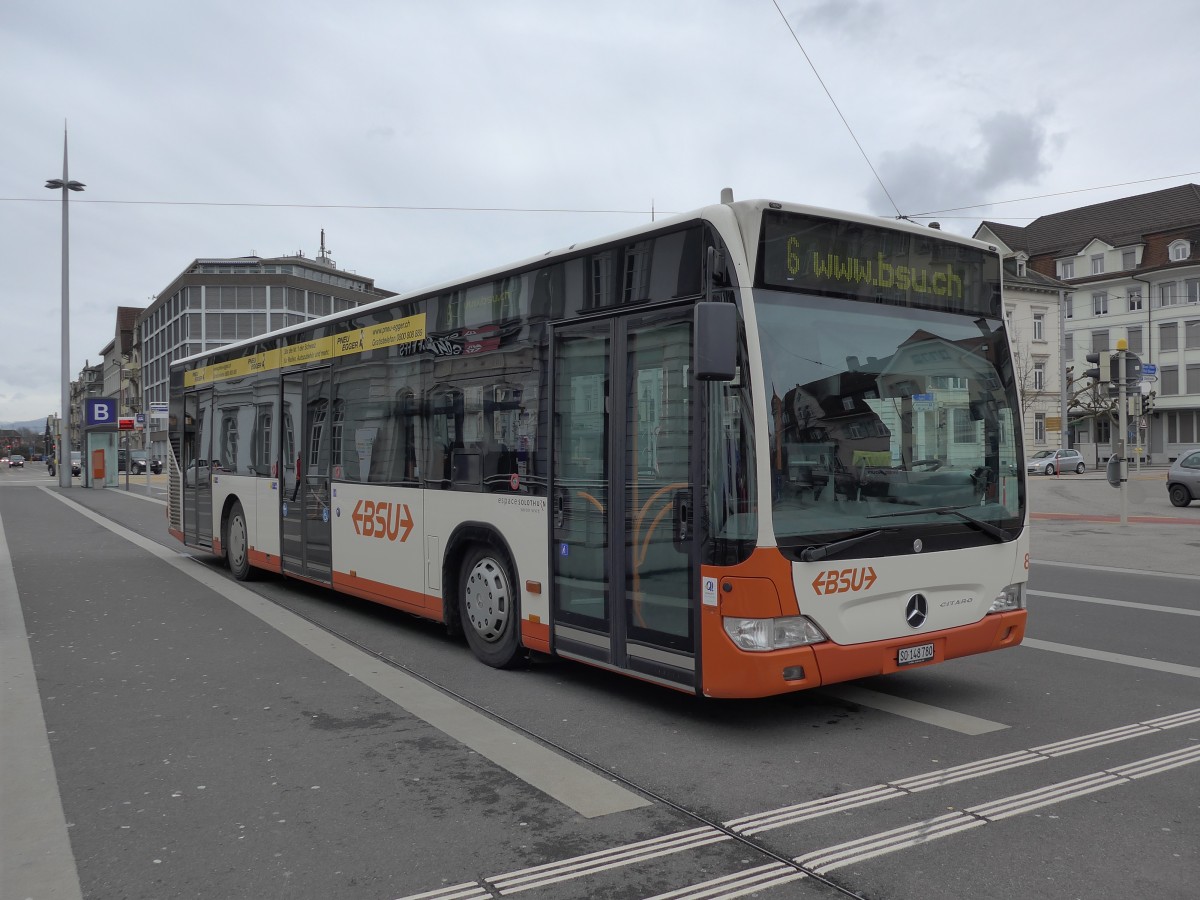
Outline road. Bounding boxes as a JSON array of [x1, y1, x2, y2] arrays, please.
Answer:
[[2, 462, 1197, 899]]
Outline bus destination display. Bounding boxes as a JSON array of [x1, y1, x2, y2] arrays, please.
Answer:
[[758, 210, 1000, 318]]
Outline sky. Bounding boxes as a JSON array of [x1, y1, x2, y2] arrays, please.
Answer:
[[3, 0, 1200, 425]]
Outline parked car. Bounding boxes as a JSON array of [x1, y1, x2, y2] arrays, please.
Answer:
[[8, 454, 25, 468], [128, 450, 163, 475], [1166, 447, 1200, 507], [1026, 448, 1085, 475], [70, 451, 82, 476]]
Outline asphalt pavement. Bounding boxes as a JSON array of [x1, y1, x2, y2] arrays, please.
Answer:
[[2, 463, 1197, 899]]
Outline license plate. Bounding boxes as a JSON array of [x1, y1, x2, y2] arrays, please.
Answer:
[[898, 642, 935, 666]]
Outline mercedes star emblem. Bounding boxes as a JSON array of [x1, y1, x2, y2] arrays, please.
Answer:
[[905, 593, 929, 628]]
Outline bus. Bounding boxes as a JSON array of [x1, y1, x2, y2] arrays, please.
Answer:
[[167, 193, 1028, 698]]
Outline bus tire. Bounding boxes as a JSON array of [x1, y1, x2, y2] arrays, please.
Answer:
[[459, 545, 522, 668], [225, 500, 255, 582]]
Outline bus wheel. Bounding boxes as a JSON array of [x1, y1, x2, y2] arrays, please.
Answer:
[[459, 545, 521, 668], [225, 501, 255, 581]]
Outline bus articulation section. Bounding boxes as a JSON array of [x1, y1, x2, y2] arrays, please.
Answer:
[[168, 195, 1027, 699]]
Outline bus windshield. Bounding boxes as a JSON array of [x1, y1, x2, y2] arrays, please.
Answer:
[[755, 289, 1024, 547]]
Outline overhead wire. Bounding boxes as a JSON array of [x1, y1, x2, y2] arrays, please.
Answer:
[[769, 0, 904, 219]]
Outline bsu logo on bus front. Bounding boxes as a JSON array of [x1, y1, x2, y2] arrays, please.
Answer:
[[351, 499, 414, 542], [811, 566, 878, 596]]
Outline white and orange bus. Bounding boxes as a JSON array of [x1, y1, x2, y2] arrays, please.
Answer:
[[168, 194, 1028, 698]]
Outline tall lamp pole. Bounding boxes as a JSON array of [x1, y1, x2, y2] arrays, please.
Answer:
[[46, 124, 85, 488]]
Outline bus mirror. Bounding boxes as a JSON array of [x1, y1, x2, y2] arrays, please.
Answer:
[[694, 302, 737, 381]]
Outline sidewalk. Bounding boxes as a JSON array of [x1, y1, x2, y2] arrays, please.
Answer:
[[1025, 469, 1200, 578]]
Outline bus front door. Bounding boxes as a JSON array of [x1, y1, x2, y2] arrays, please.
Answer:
[[551, 308, 698, 691], [280, 368, 333, 584], [182, 389, 214, 549]]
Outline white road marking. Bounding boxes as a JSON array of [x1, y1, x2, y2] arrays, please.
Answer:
[[798, 744, 1200, 874], [0, 511, 84, 900], [1022, 638, 1200, 678], [490, 827, 728, 894], [821, 685, 1009, 734], [43, 488, 650, 819], [1031, 558, 1200, 582], [1029, 589, 1200, 617], [641, 862, 806, 900], [394, 707, 1200, 899]]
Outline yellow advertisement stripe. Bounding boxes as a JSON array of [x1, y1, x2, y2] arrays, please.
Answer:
[[184, 313, 426, 388]]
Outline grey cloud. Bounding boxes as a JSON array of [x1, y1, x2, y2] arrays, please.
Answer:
[[865, 110, 1053, 219]]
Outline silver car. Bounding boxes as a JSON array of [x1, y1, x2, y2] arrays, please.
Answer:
[[1166, 447, 1200, 507], [1026, 448, 1086, 475]]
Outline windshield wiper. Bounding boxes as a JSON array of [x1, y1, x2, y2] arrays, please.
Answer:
[[869, 506, 1011, 543], [799, 528, 887, 562]]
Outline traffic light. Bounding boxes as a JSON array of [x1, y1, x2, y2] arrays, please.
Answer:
[[1110, 351, 1141, 387], [1142, 391, 1156, 416], [1083, 350, 1110, 383]]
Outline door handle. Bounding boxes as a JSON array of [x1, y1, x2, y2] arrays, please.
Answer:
[[673, 489, 692, 548]]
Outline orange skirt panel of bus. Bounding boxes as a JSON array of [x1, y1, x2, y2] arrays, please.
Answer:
[[333, 570, 442, 621], [699, 551, 1027, 699]]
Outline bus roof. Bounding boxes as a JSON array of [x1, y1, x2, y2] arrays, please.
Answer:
[[172, 194, 1000, 370]]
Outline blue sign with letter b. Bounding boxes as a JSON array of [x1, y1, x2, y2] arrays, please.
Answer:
[[86, 398, 117, 427]]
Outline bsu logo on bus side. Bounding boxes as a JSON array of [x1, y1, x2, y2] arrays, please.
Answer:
[[811, 566, 878, 596], [351, 499, 414, 542]]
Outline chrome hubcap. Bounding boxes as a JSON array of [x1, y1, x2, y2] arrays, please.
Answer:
[[464, 557, 510, 643], [230, 516, 247, 569]]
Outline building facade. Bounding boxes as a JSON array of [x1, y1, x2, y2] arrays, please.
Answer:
[[977, 184, 1200, 463], [996, 256, 1071, 455], [137, 246, 394, 460]]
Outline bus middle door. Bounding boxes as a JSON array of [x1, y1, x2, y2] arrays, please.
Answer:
[[280, 367, 333, 584]]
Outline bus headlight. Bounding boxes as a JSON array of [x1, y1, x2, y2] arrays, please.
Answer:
[[723, 616, 827, 652], [988, 583, 1025, 613]]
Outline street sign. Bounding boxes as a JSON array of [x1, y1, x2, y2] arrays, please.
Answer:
[[135, 413, 146, 429], [150, 401, 169, 419], [1141, 363, 1157, 375], [118, 417, 135, 431], [912, 392, 935, 411], [86, 398, 117, 427]]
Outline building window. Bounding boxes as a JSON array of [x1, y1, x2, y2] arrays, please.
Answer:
[[1064, 333, 1073, 360], [1128, 288, 1143, 311], [1092, 329, 1110, 352], [1160, 322, 1178, 351], [1091, 254, 1104, 275], [1159, 282, 1178, 307], [1187, 279, 1200, 304], [1016, 257, 1027, 276], [1169, 240, 1190, 261], [1122, 249, 1136, 269], [952, 408, 976, 444], [1006, 308, 1015, 329], [1127, 327, 1143, 355], [1065, 295, 1074, 319], [1188, 364, 1200, 395], [1187, 320, 1200, 350], [1093, 292, 1108, 315], [1060, 259, 1075, 279], [1033, 361, 1046, 391], [1034, 413, 1046, 443], [1161, 366, 1179, 395], [1032, 313, 1045, 341]]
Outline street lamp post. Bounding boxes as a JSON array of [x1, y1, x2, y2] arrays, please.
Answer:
[[46, 124, 85, 489]]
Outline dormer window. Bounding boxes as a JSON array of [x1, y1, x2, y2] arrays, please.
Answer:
[[1059, 259, 1075, 279], [1015, 253, 1028, 277], [1169, 240, 1191, 261]]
